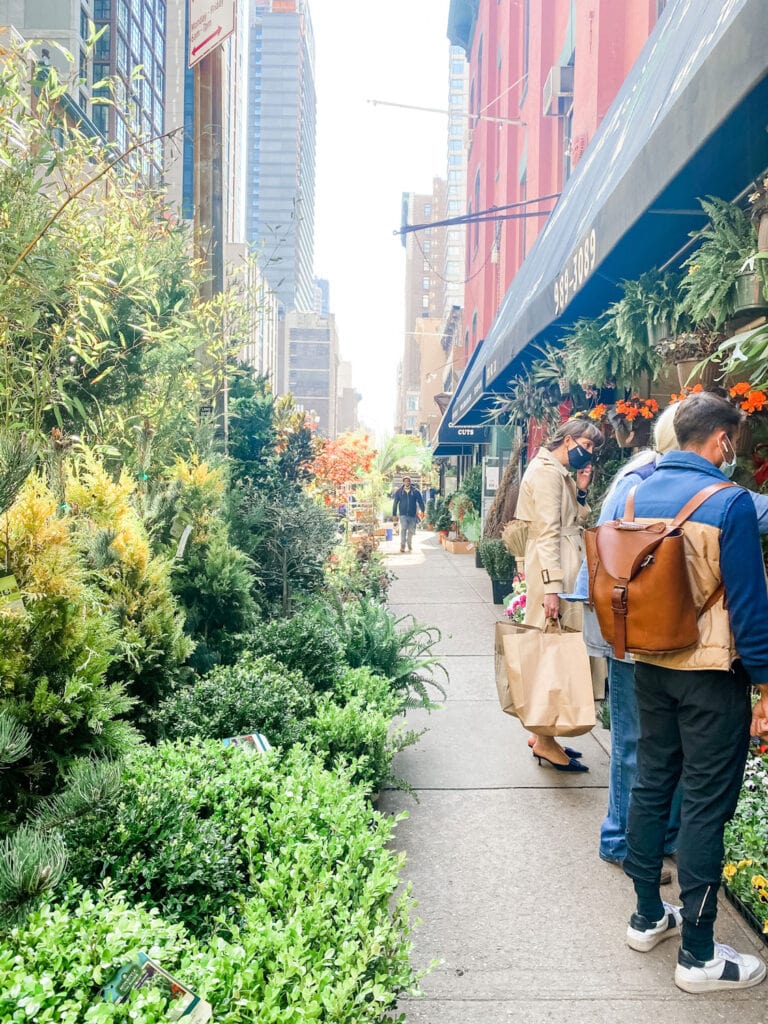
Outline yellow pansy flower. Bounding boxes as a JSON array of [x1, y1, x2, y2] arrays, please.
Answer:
[[723, 863, 737, 882]]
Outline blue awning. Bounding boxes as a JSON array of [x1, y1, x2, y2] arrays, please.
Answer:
[[451, 0, 768, 424], [433, 341, 491, 455]]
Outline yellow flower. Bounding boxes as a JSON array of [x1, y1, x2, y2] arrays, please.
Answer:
[[723, 863, 737, 882], [737, 859, 753, 870], [751, 874, 768, 889]]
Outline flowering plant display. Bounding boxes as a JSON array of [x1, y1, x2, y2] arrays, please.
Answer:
[[614, 395, 659, 421], [503, 575, 527, 623], [588, 403, 608, 421], [723, 747, 768, 935], [729, 381, 768, 416], [670, 382, 704, 403]]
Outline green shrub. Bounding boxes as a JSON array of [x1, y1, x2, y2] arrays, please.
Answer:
[[171, 524, 260, 672], [335, 599, 446, 707], [243, 604, 346, 692], [154, 654, 314, 747], [308, 695, 421, 796], [326, 542, 394, 603], [0, 882, 189, 1024], [57, 743, 415, 943]]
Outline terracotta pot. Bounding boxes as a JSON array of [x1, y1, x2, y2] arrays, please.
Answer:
[[675, 359, 718, 389]]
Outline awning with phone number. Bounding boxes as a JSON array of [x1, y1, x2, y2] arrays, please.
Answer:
[[451, 0, 768, 425]]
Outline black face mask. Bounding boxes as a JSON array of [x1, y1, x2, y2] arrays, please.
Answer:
[[567, 443, 593, 470]]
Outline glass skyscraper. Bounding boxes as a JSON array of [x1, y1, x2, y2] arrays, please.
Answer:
[[247, 0, 316, 314]]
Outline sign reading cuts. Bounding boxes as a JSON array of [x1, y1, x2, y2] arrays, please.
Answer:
[[189, 0, 236, 67]]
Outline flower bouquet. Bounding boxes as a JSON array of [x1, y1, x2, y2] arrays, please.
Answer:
[[503, 575, 527, 623]]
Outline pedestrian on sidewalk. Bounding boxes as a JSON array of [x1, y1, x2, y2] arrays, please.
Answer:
[[392, 476, 424, 553], [572, 402, 768, 882], [615, 391, 768, 993], [514, 416, 603, 772]]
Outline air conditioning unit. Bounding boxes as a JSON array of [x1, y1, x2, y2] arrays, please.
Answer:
[[543, 64, 574, 117]]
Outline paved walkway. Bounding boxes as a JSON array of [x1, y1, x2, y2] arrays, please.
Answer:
[[380, 529, 767, 1024]]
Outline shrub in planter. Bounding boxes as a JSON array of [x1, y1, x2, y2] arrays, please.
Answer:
[[242, 602, 346, 692], [154, 653, 314, 746], [722, 749, 768, 934]]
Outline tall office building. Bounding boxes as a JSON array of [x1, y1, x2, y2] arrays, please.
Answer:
[[0, 0, 167, 181], [396, 181, 448, 433], [246, 0, 316, 314], [281, 310, 338, 437], [444, 44, 468, 315]]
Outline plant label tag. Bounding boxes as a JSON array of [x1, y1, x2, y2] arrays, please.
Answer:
[[103, 952, 211, 1021], [0, 575, 24, 613], [222, 733, 272, 753], [175, 524, 193, 559]]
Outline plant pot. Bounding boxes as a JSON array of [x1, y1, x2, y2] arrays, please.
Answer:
[[475, 548, 483, 569], [445, 539, 475, 554], [491, 578, 515, 605], [732, 271, 768, 318], [675, 358, 717, 389], [614, 417, 652, 448], [647, 319, 673, 348], [438, 530, 448, 543]]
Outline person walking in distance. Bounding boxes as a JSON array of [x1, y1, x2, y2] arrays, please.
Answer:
[[392, 476, 424, 553], [616, 392, 767, 993]]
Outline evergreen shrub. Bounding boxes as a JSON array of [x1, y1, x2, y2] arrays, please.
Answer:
[[243, 603, 346, 692], [154, 654, 314, 747]]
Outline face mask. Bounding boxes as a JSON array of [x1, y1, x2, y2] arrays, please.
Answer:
[[567, 443, 593, 470], [719, 440, 737, 479]]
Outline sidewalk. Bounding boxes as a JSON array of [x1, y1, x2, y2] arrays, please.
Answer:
[[380, 529, 767, 1024]]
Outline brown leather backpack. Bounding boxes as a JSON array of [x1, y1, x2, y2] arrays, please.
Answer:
[[584, 481, 734, 660]]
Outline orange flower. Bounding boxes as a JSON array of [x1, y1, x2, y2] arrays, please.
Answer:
[[729, 381, 752, 397], [588, 404, 607, 420], [670, 384, 703, 403]]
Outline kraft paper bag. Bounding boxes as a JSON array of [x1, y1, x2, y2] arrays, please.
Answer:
[[501, 624, 595, 737], [494, 620, 539, 717]]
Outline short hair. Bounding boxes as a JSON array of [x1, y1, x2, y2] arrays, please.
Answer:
[[402, 476, 411, 482], [652, 403, 679, 454], [544, 417, 604, 451], [673, 391, 743, 447]]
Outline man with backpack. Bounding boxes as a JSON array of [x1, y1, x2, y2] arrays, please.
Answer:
[[392, 476, 424, 553], [604, 392, 768, 992]]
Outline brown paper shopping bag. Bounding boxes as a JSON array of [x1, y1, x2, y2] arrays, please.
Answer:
[[501, 622, 595, 737], [494, 620, 540, 717]]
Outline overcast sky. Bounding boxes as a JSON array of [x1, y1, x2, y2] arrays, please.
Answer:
[[311, 0, 451, 439]]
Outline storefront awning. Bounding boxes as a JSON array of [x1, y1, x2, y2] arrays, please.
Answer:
[[452, 0, 768, 425], [433, 341, 491, 455]]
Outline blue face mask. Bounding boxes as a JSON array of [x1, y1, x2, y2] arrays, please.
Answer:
[[567, 443, 593, 470], [720, 440, 737, 479]]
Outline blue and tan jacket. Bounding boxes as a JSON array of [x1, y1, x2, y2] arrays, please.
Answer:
[[606, 450, 768, 681]]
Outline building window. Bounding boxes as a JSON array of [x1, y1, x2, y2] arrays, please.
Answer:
[[471, 311, 478, 347], [81, 6, 90, 41], [422, 295, 430, 310], [94, 24, 110, 59], [423, 259, 430, 271], [94, 0, 111, 18], [451, 59, 464, 75], [424, 202, 432, 217], [422, 276, 430, 290], [92, 103, 108, 135], [117, 0, 128, 32]]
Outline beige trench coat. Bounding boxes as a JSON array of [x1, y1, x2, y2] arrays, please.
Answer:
[[514, 447, 590, 631]]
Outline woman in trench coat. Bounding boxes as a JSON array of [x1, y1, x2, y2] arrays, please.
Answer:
[[514, 417, 603, 771]]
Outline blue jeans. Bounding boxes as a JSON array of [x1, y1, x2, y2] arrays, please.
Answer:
[[599, 658, 681, 863], [399, 516, 417, 550]]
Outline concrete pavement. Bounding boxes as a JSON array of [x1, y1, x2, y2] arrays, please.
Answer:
[[380, 529, 767, 1024]]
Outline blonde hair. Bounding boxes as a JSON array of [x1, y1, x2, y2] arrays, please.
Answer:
[[653, 403, 679, 455]]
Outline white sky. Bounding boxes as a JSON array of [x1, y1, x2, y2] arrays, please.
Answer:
[[311, 0, 451, 439]]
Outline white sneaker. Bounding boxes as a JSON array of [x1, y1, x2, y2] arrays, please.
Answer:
[[626, 902, 682, 951], [675, 943, 767, 993]]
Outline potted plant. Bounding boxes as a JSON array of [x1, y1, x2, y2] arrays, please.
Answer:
[[562, 317, 627, 395], [425, 496, 436, 530], [654, 327, 722, 388], [445, 493, 476, 553], [681, 196, 764, 327], [434, 497, 451, 541], [478, 538, 518, 604], [606, 395, 659, 448]]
